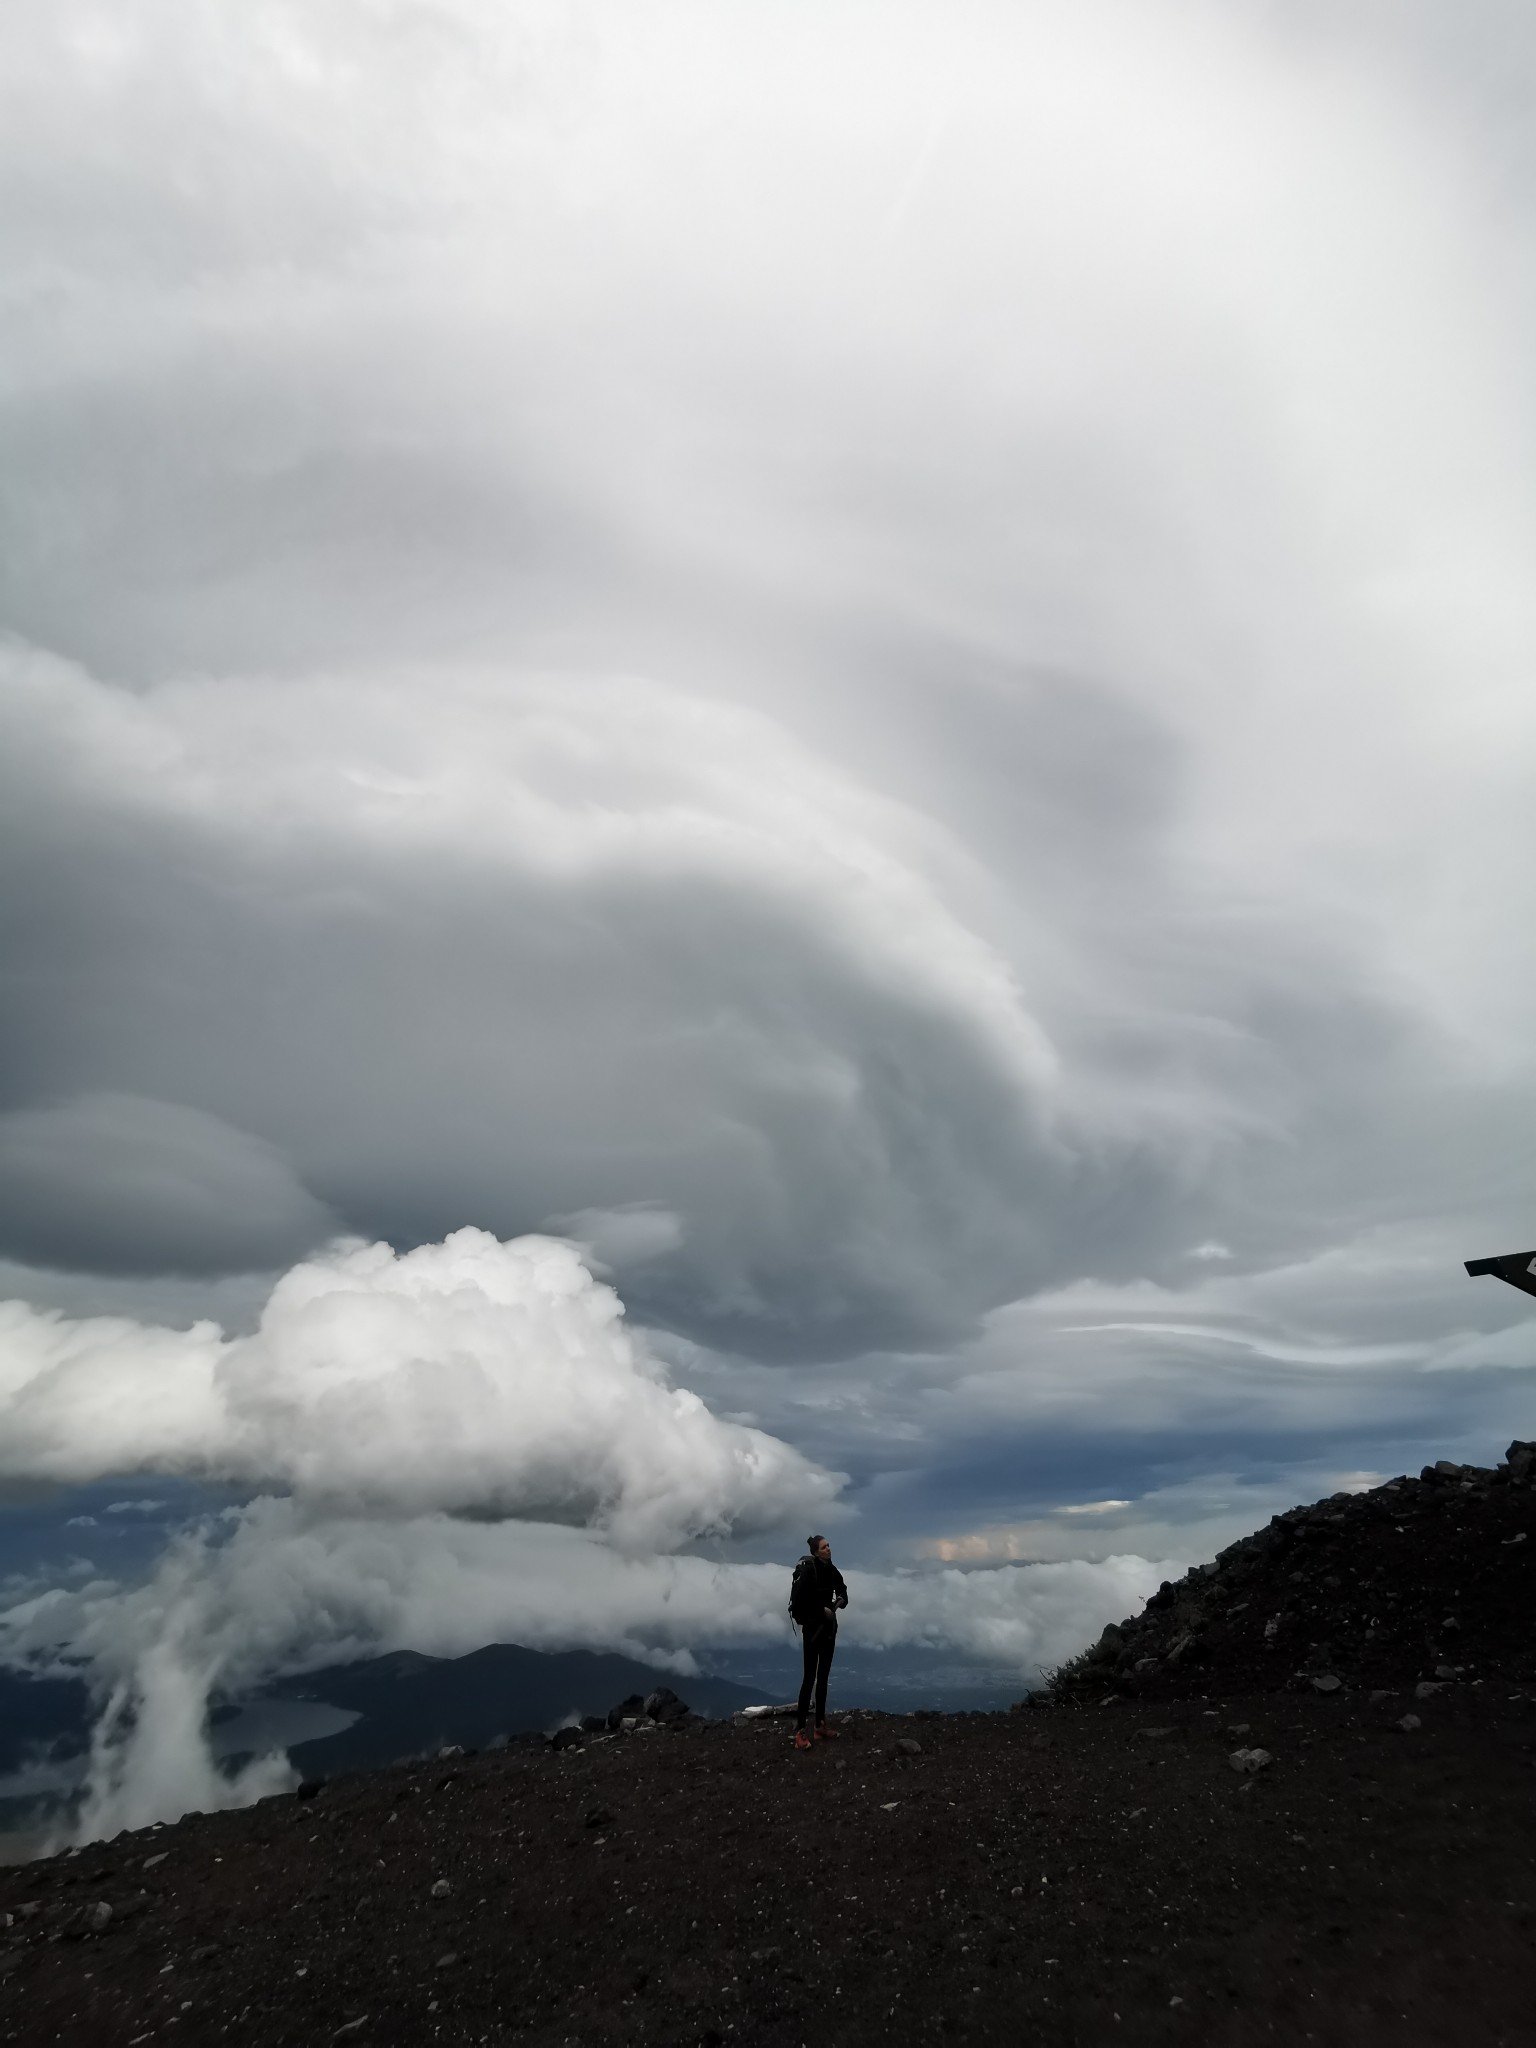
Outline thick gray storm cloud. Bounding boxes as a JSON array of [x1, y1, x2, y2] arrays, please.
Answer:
[[0, 643, 1210, 1355], [3, 0, 1531, 1362], [2, 3, 1536, 1834]]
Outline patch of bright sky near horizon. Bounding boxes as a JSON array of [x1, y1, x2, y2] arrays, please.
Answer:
[[1, 1, 1536, 1813]]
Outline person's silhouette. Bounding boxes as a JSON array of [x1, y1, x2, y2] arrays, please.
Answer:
[[789, 1534, 848, 1749]]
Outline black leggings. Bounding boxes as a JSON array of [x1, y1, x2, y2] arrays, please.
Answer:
[[797, 1621, 837, 1728]]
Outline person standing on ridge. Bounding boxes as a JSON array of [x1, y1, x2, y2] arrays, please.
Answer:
[[790, 1534, 848, 1750]]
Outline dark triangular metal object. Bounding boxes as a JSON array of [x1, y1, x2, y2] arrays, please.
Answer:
[[1465, 1251, 1536, 1300]]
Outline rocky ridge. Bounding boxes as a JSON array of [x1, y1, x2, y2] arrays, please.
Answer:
[[1050, 1439, 1536, 1702]]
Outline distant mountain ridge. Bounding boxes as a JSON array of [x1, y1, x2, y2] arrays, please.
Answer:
[[264, 1643, 768, 1776]]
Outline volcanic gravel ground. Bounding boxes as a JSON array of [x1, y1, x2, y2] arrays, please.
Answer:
[[4, 1690, 1536, 2047]]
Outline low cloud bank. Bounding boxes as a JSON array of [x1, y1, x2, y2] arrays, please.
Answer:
[[0, 1499, 1174, 1840], [0, 1229, 842, 1547]]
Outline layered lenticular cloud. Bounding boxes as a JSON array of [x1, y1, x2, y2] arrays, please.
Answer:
[[0, 1230, 843, 1547], [0, 1092, 337, 1278], [3, 1, 1532, 1369], [0, 644, 1093, 1361]]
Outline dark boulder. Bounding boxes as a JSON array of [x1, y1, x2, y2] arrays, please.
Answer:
[[644, 1687, 689, 1724]]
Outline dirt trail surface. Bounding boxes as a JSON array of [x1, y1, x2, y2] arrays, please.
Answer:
[[3, 1690, 1535, 2048]]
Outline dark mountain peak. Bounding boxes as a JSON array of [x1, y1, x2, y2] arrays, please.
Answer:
[[1048, 1440, 1536, 1701]]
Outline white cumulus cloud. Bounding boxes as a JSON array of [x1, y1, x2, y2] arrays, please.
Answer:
[[0, 1229, 842, 1548]]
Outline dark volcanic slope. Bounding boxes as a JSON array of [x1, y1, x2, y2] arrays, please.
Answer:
[[4, 1692, 1536, 2047], [1052, 1441, 1536, 1702]]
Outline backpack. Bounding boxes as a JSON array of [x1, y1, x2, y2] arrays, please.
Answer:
[[788, 1555, 814, 1630]]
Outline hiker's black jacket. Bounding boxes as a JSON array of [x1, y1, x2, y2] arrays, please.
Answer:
[[790, 1554, 848, 1630]]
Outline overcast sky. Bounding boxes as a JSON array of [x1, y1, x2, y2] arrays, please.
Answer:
[[2, 0, 1535, 1821]]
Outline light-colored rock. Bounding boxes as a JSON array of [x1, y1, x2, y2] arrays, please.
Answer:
[[1397, 1713, 1422, 1732], [429, 1879, 452, 1899], [1310, 1674, 1342, 1694], [1229, 1747, 1273, 1774]]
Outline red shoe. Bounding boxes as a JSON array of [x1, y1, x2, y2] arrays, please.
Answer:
[[794, 1730, 813, 1751], [815, 1724, 840, 1740]]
